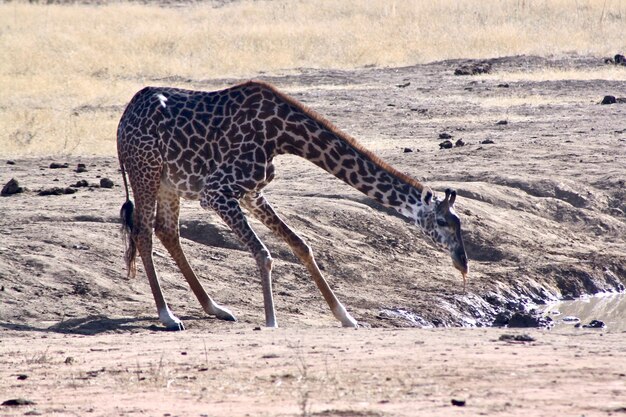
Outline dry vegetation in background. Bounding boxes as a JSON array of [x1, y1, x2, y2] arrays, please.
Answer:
[[1, 0, 625, 156]]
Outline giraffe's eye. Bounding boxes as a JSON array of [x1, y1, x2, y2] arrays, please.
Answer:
[[436, 219, 447, 227]]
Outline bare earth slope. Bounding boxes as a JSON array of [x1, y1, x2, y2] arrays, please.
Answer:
[[0, 55, 625, 416]]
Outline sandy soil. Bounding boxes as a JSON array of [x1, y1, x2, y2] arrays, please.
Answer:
[[1, 55, 625, 415], [1, 326, 625, 417]]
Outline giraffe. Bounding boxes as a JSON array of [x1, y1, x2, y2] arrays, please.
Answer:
[[117, 80, 468, 330]]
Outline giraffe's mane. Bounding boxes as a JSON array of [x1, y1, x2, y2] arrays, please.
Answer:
[[242, 80, 425, 193]]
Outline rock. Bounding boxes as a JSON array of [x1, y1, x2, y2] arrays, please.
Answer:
[[492, 311, 512, 327], [496, 120, 508, 125], [49, 162, 69, 169], [402, 147, 413, 153], [438, 132, 452, 139], [481, 139, 495, 145], [72, 180, 89, 188], [451, 399, 466, 407], [99, 178, 114, 189], [2, 398, 36, 406], [601, 95, 617, 105], [508, 312, 552, 328], [454, 139, 465, 147], [1, 178, 24, 196], [6, 160, 15, 165], [499, 333, 535, 342], [605, 54, 626, 65], [16, 374, 28, 380], [38, 187, 77, 196], [582, 319, 605, 329], [439, 140, 453, 149], [454, 62, 492, 76], [562, 316, 580, 323], [497, 83, 510, 88], [75, 163, 88, 173], [396, 82, 411, 88]]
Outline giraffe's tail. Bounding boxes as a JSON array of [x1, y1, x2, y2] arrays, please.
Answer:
[[119, 163, 137, 279]]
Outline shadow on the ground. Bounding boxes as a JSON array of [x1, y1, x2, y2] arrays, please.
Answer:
[[0, 315, 174, 335]]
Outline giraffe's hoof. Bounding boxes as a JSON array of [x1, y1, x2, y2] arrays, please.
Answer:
[[341, 314, 359, 328], [216, 310, 237, 322], [165, 321, 185, 331], [211, 305, 237, 322]]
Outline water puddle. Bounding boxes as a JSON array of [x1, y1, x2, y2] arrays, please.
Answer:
[[543, 292, 626, 332]]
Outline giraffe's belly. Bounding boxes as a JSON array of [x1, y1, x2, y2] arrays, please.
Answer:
[[160, 161, 208, 201]]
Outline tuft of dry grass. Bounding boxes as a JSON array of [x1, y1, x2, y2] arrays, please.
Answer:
[[1, 0, 625, 157]]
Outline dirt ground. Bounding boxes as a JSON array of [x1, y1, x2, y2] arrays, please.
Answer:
[[1, 55, 625, 415], [1, 326, 625, 417]]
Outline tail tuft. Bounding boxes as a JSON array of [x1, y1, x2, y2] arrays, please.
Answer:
[[120, 199, 137, 278]]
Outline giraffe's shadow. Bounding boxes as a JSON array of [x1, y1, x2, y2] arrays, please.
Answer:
[[0, 315, 168, 335]]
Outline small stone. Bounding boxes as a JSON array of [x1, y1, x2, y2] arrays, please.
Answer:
[[439, 140, 453, 149], [451, 399, 466, 407], [496, 120, 508, 125], [99, 178, 114, 189], [6, 160, 15, 165], [396, 82, 411, 88], [17, 374, 28, 380], [454, 139, 465, 147], [508, 312, 552, 328], [497, 83, 510, 88], [64, 356, 75, 365], [2, 398, 36, 406], [438, 132, 452, 139], [38, 187, 77, 196], [562, 316, 580, 323], [601, 95, 617, 105], [481, 139, 495, 145], [499, 333, 535, 342], [72, 180, 89, 188], [49, 162, 69, 169], [1, 178, 24, 196], [403, 147, 413, 153], [75, 163, 88, 173], [582, 319, 606, 329]]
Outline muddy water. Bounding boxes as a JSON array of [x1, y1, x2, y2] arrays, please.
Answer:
[[544, 293, 626, 332]]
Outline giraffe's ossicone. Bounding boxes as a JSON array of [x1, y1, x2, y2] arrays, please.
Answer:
[[117, 81, 468, 330]]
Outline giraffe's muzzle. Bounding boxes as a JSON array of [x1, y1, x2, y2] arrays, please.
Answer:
[[451, 249, 468, 275]]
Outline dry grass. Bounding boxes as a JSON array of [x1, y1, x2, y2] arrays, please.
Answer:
[[1, 0, 625, 157]]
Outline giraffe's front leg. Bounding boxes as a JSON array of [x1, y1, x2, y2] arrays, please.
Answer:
[[201, 189, 278, 328], [243, 192, 359, 328]]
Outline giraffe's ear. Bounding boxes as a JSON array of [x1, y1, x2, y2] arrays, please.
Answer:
[[449, 189, 457, 206], [444, 188, 457, 207], [421, 186, 433, 206]]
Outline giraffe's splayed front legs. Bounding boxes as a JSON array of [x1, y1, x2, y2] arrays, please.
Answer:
[[243, 193, 358, 328]]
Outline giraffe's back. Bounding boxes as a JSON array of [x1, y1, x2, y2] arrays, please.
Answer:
[[117, 83, 282, 200]]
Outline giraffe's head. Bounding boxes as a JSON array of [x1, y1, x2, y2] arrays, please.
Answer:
[[419, 188, 468, 278]]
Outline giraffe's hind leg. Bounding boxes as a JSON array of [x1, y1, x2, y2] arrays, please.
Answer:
[[128, 169, 184, 331], [242, 192, 358, 328], [154, 187, 236, 322]]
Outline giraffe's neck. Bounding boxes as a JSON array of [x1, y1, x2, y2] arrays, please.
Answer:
[[276, 106, 430, 223]]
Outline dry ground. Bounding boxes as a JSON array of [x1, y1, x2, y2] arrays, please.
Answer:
[[1, 327, 625, 417], [1, 55, 625, 415]]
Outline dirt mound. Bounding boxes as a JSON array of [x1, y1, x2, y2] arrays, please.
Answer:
[[1, 55, 625, 334]]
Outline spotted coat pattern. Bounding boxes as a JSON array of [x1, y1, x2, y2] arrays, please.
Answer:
[[117, 81, 468, 329]]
